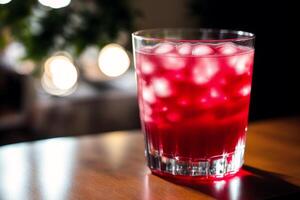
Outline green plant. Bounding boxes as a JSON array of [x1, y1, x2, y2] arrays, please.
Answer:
[[0, 0, 135, 61]]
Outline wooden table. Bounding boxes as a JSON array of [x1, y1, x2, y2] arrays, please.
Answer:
[[0, 118, 299, 199]]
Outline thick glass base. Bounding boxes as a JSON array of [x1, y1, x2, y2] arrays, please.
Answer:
[[146, 147, 244, 180]]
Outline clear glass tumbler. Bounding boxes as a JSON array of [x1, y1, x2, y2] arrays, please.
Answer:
[[132, 29, 255, 180]]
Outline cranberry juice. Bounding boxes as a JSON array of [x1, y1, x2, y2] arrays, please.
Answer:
[[135, 42, 254, 179]]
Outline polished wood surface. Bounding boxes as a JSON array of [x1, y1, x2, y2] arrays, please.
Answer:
[[0, 118, 300, 199]]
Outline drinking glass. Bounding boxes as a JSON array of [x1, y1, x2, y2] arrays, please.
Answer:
[[132, 29, 255, 180]]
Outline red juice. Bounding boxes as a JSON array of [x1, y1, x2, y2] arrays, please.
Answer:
[[135, 42, 254, 179]]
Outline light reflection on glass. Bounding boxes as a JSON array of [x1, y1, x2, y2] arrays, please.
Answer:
[[34, 138, 77, 200], [0, 144, 30, 200], [214, 180, 226, 192], [229, 176, 241, 200], [231, 139, 245, 171]]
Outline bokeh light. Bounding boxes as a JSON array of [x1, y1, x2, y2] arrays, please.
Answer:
[[2, 42, 25, 67], [98, 43, 130, 77], [0, 0, 12, 4], [16, 60, 36, 75], [42, 54, 78, 96], [79, 46, 109, 81], [1, 42, 35, 75], [38, 0, 71, 9]]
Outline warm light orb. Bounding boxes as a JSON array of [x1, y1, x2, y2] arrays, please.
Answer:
[[2, 42, 25, 67], [42, 54, 78, 96], [1, 42, 35, 74], [47, 56, 77, 90], [98, 43, 130, 77], [16, 60, 36, 75], [38, 0, 71, 9], [0, 0, 12, 4]]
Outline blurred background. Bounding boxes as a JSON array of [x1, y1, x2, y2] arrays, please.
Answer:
[[0, 0, 298, 145]]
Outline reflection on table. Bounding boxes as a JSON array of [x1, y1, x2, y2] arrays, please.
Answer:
[[0, 118, 300, 199]]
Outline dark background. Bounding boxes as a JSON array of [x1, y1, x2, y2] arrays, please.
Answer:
[[0, 0, 298, 145], [190, 0, 299, 120]]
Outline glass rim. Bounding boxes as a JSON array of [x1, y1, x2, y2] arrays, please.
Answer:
[[132, 28, 255, 43]]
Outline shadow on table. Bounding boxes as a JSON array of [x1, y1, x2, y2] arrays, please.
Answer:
[[155, 165, 300, 199]]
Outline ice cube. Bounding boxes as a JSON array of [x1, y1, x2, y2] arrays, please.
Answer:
[[177, 43, 192, 55], [142, 86, 156, 103], [142, 46, 155, 53], [161, 53, 186, 70], [229, 53, 253, 75], [152, 78, 172, 97], [141, 58, 155, 74], [217, 43, 238, 55], [154, 43, 175, 54], [193, 58, 219, 84], [236, 54, 252, 74], [192, 44, 214, 56], [239, 85, 251, 96]]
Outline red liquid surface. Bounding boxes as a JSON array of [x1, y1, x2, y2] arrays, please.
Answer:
[[136, 42, 254, 161]]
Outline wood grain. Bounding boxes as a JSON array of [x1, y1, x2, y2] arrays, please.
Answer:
[[0, 117, 299, 199]]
